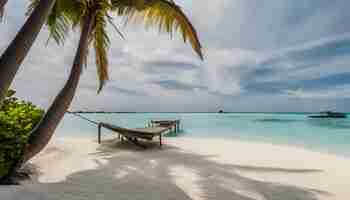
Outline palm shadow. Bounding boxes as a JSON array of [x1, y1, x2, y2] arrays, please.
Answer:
[[1, 139, 331, 200]]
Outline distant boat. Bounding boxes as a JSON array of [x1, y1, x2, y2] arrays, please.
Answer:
[[308, 111, 347, 119]]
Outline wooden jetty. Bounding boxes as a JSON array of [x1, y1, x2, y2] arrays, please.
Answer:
[[150, 119, 181, 133]]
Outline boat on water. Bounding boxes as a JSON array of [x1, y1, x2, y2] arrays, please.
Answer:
[[308, 111, 347, 119]]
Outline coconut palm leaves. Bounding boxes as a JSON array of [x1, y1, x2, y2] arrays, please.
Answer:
[[112, 0, 203, 60], [27, 0, 74, 45], [28, 0, 112, 92], [29, 0, 203, 92], [93, 9, 111, 92]]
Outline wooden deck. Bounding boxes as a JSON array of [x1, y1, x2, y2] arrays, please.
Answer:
[[150, 120, 181, 133]]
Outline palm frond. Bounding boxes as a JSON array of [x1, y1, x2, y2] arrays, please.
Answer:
[[41, 0, 202, 94], [107, 14, 125, 40], [112, 0, 203, 60], [46, 2, 70, 45], [28, 0, 80, 45], [45, 0, 112, 92], [57, 0, 83, 28], [92, 8, 110, 93]]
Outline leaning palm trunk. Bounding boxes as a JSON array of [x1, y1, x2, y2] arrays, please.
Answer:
[[21, 14, 94, 163], [0, 0, 8, 20], [1, 14, 94, 183], [0, 0, 56, 106]]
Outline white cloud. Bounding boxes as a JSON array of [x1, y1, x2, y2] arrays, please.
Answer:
[[285, 85, 350, 99], [2, 0, 350, 112]]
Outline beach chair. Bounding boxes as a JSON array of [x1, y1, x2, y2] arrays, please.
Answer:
[[98, 123, 172, 148]]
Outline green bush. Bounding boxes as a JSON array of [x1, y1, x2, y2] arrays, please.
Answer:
[[0, 90, 44, 178]]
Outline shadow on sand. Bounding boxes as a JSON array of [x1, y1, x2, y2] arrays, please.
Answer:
[[0, 139, 331, 200]]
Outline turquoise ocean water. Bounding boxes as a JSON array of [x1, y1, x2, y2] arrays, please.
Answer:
[[57, 113, 350, 157]]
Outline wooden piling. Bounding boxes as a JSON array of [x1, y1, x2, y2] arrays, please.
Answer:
[[98, 123, 102, 144], [159, 134, 162, 148]]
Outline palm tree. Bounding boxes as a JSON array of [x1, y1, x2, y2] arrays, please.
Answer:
[[0, 0, 57, 106], [14, 0, 203, 173], [0, 0, 8, 20]]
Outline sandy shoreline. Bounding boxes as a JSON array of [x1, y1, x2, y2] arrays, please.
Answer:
[[0, 136, 349, 200]]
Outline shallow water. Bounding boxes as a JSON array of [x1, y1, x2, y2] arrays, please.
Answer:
[[57, 113, 350, 157]]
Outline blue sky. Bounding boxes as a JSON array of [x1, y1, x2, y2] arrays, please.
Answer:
[[1, 0, 350, 112]]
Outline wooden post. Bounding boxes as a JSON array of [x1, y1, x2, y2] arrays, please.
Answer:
[[159, 134, 162, 148], [174, 121, 177, 133], [175, 121, 178, 133], [177, 121, 179, 132], [98, 123, 102, 144]]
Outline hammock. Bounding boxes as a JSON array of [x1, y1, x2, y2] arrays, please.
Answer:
[[68, 111, 171, 148]]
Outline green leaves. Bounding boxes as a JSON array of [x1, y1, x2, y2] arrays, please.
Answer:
[[112, 0, 203, 60], [0, 90, 44, 178], [46, 3, 71, 45], [42, 0, 203, 93], [44, 0, 114, 92], [93, 8, 110, 93], [6, 89, 15, 98]]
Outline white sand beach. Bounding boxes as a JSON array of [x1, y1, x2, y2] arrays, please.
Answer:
[[1, 136, 349, 200]]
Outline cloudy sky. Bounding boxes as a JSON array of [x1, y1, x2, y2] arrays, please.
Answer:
[[1, 0, 350, 112]]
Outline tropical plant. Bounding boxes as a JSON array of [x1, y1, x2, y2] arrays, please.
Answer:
[[0, 0, 57, 106], [0, 90, 44, 180], [5, 0, 203, 181], [112, 0, 203, 60]]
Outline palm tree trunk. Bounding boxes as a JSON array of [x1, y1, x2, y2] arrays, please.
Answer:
[[0, 0, 8, 19], [22, 14, 94, 163], [0, 13, 93, 184], [0, 0, 7, 8], [0, 0, 56, 106]]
